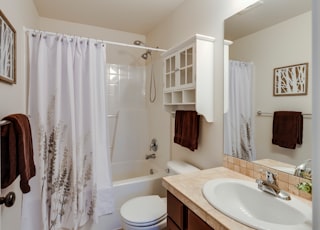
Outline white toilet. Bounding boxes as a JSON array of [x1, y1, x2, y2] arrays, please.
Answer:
[[120, 160, 200, 230]]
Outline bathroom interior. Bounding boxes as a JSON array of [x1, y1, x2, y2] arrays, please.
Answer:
[[0, 0, 318, 229]]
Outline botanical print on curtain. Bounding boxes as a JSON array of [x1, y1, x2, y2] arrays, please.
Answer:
[[224, 60, 256, 161], [23, 31, 114, 230]]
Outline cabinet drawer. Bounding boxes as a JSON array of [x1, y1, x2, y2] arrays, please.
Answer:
[[187, 209, 213, 230], [167, 192, 184, 229]]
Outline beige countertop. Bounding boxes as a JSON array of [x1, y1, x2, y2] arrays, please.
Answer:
[[162, 167, 312, 230], [254, 159, 296, 170]]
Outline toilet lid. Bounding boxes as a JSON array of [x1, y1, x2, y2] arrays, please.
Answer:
[[120, 195, 167, 226]]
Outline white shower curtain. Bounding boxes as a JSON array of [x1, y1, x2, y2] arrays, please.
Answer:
[[224, 60, 256, 161], [22, 31, 114, 230]]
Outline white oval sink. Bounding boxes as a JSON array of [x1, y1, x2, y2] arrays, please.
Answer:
[[202, 178, 312, 230]]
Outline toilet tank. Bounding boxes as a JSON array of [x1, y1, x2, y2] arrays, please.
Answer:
[[167, 160, 200, 175]]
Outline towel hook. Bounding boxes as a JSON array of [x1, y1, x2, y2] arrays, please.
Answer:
[[0, 191, 16, 207]]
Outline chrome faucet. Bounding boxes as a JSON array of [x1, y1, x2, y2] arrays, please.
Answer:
[[294, 159, 312, 179], [256, 171, 291, 200], [145, 153, 156, 160]]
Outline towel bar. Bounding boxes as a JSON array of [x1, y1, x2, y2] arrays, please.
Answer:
[[257, 110, 312, 118], [0, 120, 11, 126]]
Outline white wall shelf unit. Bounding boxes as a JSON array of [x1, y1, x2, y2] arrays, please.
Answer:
[[162, 34, 215, 122]]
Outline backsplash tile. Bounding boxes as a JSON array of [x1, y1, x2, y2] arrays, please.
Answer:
[[223, 155, 312, 200]]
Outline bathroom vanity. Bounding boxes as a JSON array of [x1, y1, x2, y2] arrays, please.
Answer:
[[167, 191, 212, 230], [162, 167, 312, 230]]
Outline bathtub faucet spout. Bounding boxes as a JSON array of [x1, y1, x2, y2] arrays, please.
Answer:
[[146, 153, 156, 160]]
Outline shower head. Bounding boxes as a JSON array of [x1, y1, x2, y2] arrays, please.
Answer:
[[141, 50, 152, 60], [133, 40, 151, 60], [133, 40, 145, 46]]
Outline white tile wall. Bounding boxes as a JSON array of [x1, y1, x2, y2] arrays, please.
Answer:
[[106, 64, 149, 162]]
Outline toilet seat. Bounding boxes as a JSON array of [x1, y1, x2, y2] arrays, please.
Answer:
[[120, 195, 167, 227]]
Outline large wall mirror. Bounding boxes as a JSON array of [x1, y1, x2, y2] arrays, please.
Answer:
[[224, 0, 312, 175]]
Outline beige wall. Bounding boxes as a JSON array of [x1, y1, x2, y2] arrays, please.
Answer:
[[0, 1, 38, 230], [0, 0, 38, 116], [38, 17, 148, 65], [146, 0, 259, 169], [37, 17, 146, 47], [230, 12, 312, 165]]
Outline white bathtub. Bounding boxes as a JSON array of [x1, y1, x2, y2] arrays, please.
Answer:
[[92, 160, 168, 230]]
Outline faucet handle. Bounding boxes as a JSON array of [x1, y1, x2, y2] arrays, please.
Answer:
[[258, 168, 278, 176], [265, 171, 278, 185], [150, 138, 158, 152]]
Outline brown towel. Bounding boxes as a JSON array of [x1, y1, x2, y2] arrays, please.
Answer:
[[174, 110, 200, 151], [272, 111, 303, 149], [1, 114, 36, 193]]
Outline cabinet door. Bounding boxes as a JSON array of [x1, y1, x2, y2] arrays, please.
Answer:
[[187, 209, 213, 230], [164, 55, 177, 90], [178, 45, 194, 88], [167, 192, 184, 229], [167, 217, 181, 230]]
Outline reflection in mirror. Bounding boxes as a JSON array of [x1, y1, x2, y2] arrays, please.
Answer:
[[224, 0, 312, 176]]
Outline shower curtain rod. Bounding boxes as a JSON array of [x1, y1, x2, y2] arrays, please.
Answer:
[[23, 27, 167, 52]]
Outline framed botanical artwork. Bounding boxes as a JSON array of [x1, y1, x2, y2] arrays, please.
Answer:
[[273, 63, 308, 96], [0, 10, 16, 84]]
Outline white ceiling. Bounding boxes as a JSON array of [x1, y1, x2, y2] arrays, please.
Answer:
[[225, 0, 312, 41], [32, 0, 312, 38], [32, 0, 185, 35]]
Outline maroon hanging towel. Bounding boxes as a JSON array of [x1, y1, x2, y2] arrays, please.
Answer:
[[174, 111, 200, 151], [272, 111, 303, 149], [1, 114, 36, 193]]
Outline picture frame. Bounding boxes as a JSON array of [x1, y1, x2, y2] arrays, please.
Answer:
[[273, 63, 308, 96], [0, 10, 16, 84]]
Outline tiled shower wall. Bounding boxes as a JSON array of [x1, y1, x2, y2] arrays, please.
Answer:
[[106, 64, 149, 162]]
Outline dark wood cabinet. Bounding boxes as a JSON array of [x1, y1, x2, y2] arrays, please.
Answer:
[[167, 217, 181, 230], [187, 209, 213, 230], [167, 191, 185, 229], [167, 191, 213, 230]]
